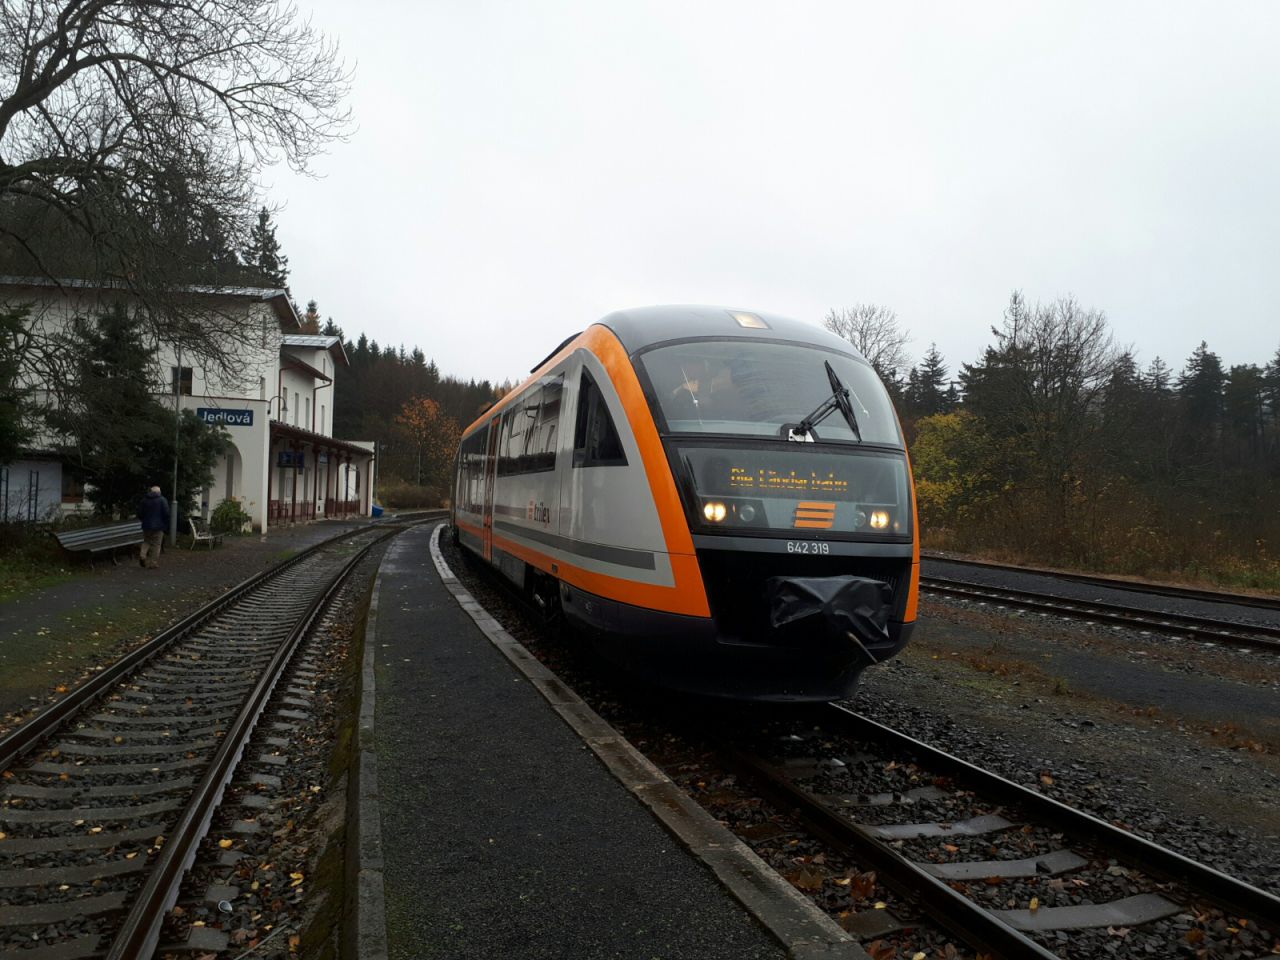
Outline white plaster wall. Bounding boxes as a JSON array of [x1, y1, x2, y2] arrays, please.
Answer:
[[277, 366, 320, 430], [1, 459, 61, 522], [183, 397, 270, 531]]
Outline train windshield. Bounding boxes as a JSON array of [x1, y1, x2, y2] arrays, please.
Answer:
[[638, 340, 902, 446]]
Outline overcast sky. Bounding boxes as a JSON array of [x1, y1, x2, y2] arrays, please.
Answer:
[[272, 1, 1280, 387]]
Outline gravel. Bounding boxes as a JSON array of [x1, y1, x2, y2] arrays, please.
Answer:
[[160, 545, 387, 959]]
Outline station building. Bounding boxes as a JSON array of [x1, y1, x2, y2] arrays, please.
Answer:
[[0, 276, 376, 531]]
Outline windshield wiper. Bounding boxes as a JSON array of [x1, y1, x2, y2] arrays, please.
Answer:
[[792, 361, 862, 441]]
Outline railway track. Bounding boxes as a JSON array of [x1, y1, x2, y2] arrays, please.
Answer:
[[0, 519, 432, 959], [922, 553, 1280, 613], [722, 704, 1280, 959], [920, 576, 1280, 653]]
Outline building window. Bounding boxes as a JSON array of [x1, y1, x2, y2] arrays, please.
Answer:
[[305, 396, 311, 430], [293, 391, 299, 426], [259, 376, 266, 400], [171, 366, 193, 396], [61, 471, 85, 504], [320, 404, 326, 435]]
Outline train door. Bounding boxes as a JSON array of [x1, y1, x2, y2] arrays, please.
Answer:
[[481, 413, 501, 562]]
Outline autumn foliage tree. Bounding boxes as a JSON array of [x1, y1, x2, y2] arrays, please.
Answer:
[[396, 397, 461, 491]]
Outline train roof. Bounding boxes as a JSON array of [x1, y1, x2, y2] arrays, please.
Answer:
[[464, 305, 872, 436], [597, 305, 868, 361]]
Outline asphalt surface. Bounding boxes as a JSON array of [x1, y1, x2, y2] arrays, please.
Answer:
[[372, 526, 784, 960]]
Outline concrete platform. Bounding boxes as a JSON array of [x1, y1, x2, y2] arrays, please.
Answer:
[[366, 524, 848, 960]]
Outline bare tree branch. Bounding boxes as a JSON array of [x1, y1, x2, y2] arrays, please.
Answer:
[[822, 304, 912, 382], [0, 0, 351, 385]]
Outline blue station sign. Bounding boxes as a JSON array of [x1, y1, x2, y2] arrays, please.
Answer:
[[278, 450, 306, 468], [196, 407, 254, 427]]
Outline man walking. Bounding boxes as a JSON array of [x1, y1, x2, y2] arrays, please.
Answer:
[[138, 485, 170, 569]]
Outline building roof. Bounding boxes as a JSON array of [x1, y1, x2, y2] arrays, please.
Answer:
[[281, 333, 349, 367], [280, 353, 331, 382], [270, 420, 375, 458], [0, 275, 301, 331]]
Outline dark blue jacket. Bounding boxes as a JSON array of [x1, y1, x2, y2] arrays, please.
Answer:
[[138, 491, 170, 532]]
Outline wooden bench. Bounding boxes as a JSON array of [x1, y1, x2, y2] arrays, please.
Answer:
[[53, 521, 145, 564], [188, 517, 225, 549]]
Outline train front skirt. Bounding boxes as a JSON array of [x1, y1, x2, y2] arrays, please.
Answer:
[[559, 576, 913, 703]]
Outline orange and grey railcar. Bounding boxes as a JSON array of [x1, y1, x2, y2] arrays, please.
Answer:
[[450, 305, 920, 702]]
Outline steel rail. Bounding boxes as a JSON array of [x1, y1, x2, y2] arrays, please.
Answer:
[[0, 513, 444, 775], [920, 576, 1280, 652], [104, 525, 400, 960], [0, 527, 348, 774], [922, 552, 1280, 613], [824, 705, 1280, 925], [722, 744, 1060, 960]]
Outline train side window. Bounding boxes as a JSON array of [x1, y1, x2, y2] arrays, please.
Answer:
[[526, 375, 563, 472], [459, 426, 488, 512], [519, 386, 543, 459], [573, 369, 627, 467], [501, 394, 532, 475]]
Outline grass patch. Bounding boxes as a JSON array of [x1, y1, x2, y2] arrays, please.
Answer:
[[923, 532, 1280, 596], [0, 526, 74, 601]]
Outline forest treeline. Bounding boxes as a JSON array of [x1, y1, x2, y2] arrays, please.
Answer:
[[880, 293, 1280, 587], [341, 293, 1280, 588], [323, 323, 499, 504]]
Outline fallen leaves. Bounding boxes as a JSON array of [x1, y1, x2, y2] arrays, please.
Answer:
[[783, 865, 827, 892], [218, 838, 234, 849]]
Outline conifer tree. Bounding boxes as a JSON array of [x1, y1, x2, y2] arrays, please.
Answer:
[[1144, 357, 1173, 394], [1176, 342, 1225, 435], [301, 299, 321, 334], [913, 343, 952, 416], [47, 306, 226, 517], [241, 208, 290, 288], [1263, 347, 1280, 427], [0, 306, 32, 465]]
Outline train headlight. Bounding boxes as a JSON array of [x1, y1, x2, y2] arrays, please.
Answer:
[[869, 510, 890, 530], [853, 508, 867, 529], [737, 503, 756, 523], [703, 501, 727, 523]]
